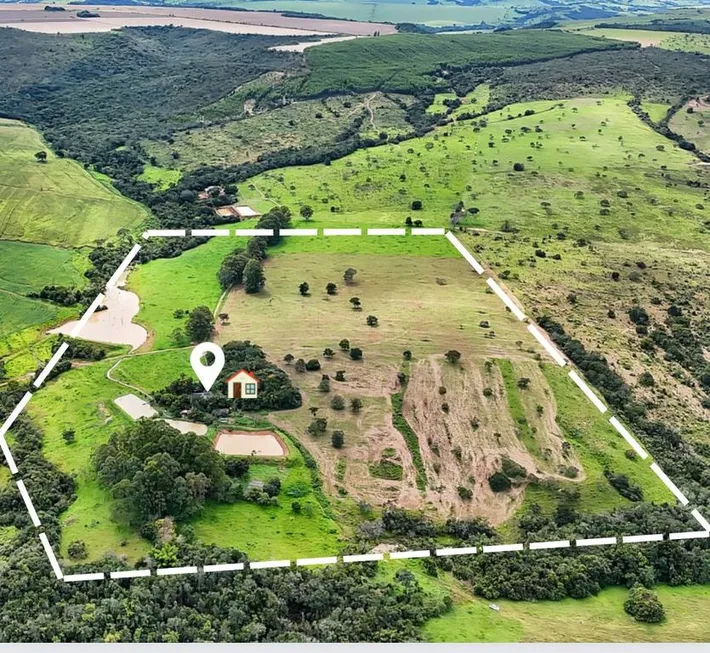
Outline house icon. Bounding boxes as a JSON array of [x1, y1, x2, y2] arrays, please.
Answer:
[[226, 369, 258, 399]]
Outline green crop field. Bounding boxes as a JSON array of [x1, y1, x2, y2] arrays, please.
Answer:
[[0, 119, 148, 247]]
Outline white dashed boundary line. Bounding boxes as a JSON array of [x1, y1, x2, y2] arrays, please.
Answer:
[[16, 479, 41, 527], [33, 343, 69, 389], [106, 244, 142, 290], [69, 293, 105, 338], [0, 227, 704, 583], [568, 370, 607, 414]]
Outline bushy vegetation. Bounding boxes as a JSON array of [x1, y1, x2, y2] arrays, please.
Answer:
[[155, 340, 301, 416], [95, 420, 230, 525]]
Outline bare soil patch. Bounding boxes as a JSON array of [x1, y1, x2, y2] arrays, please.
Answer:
[[215, 430, 287, 457]]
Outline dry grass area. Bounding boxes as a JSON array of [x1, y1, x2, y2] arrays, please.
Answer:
[[215, 252, 586, 523]]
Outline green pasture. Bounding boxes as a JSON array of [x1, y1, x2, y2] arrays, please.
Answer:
[[0, 119, 147, 247]]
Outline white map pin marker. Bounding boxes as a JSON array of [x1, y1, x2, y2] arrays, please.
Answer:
[[190, 342, 225, 392]]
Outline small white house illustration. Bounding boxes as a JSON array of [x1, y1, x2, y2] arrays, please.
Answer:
[[226, 369, 258, 399]]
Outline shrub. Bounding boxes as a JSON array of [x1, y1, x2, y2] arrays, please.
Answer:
[[351, 398, 363, 413], [330, 395, 345, 410], [350, 347, 363, 361], [67, 540, 87, 560], [488, 472, 511, 492], [513, 162, 525, 172], [624, 584, 665, 623], [457, 486, 473, 500], [305, 359, 321, 371], [501, 457, 527, 479], [264, 477, 281, 497], [339, 339, 350, 351]]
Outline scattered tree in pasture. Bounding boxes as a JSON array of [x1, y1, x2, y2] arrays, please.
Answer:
[[323, 348, 335, 359], [351, 397, 363, 413], [318, 377, 331, 392], [306, 359, 321, 371], [335, 370, 346, 382], [350, 297, 362, 310], [284, 353, 294, 365], [326, 282, 337, 295], [339, 339, 350, 351], [517, 377, 531, 389], [218, 312, 229, 325], [343, 268, 357, 285], [445, 350, 461, 364], [403, 350, 412, 361], [366, 315, 378, 327], [349, 347, 363, 361], [295, 358, 306, 373], [186, 306, 214, 342], [299, 282, 310, 296], [488, 471, 511, 492], [34, 151, 47, 163], [330, 395, 345, 410], [291, 501, 302, 514], [62, 429, 76, 445], [307, 417, 328, 435], [300, 205, 313, 220], [67, 540, 87, 559], [331, 430, 345, 449]]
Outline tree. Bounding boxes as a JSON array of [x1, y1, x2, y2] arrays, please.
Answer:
[[318, 377, 331, 392], [326, 282, 337, 295], [299, 282, 310, 296], [300, 205, 313, 220], [330, 395, 345, 410], [295, 358, 306, 373], [488, 472, 511, 492], [350, 347, 363, 361], [218, 312, 229, 325], [350, 397, 363, 413], [284, 353, 294, 365], [344, 268, 357, 285], [264, 477, 281, 497], [331, 430, 345, 448], [186, 306, 214, 342], [624, 584, 665, 623], [350, 297, 361, 310], [335, 370, 346, 382], [403, 350, 412, 361], [291, 501, 302, 514], [34, 151, 47, 163], [516, 377, 531, 389], [411, 200, 423, 210], [305, 359, 321, 371], [323, 348, 335, 359], [339, 339, 350, 351], [513, 162, 525, 172], [62, 429, 76, 444], [243, 259, 265, 294], [366, 315, 378, 327], [0, 359, 5, 380], [445, 350, 462, 364], [307, 417, 328, 435], [218, 251, 250, 290]]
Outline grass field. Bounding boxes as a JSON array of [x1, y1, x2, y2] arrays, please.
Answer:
[[0, 119, 147, 247], [577, 27, 710, 54], [234, 96, 706, 250], [423, 582, 710, 642], [162, 0, 528, 27], [136, 164, 182, 190], [145, 93, 413, 172], [669, 99, 710, 155]]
